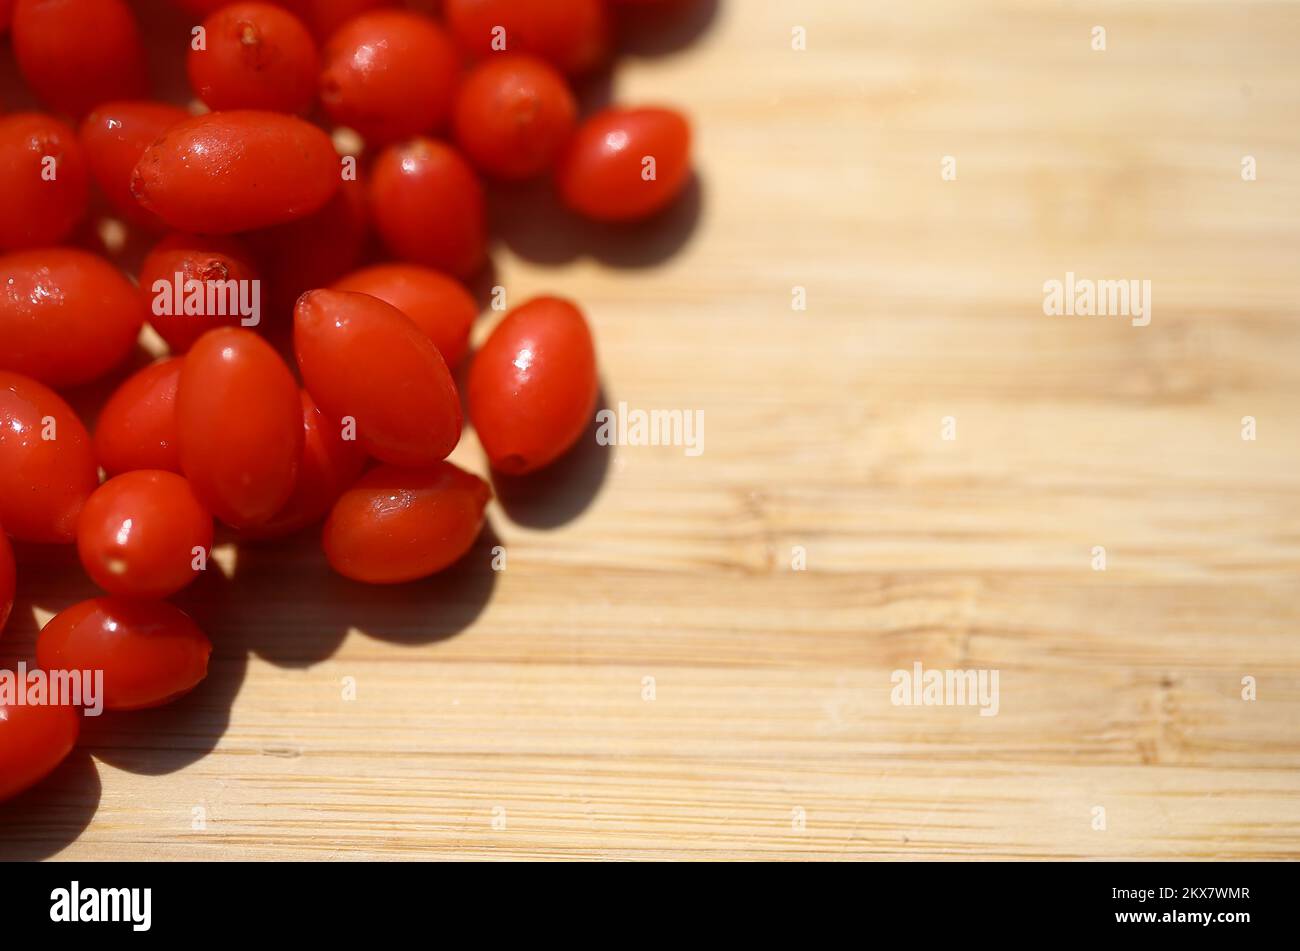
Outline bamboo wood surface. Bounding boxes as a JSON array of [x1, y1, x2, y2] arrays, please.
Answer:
[[2, 0, 1300, 860]]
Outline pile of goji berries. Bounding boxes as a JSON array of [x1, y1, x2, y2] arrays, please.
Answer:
[[0, 0, 693, 803]]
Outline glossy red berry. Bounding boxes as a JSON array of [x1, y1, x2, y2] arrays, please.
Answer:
[[76, 471, 213, 599], [189, 2, 320, 115], [93, 358, 183, 478], [452, 54, 577, 181], [469, 297, 598, 474], [11, 0, 147, 117], [0, 701, 79, 803], [556, 106, 692, 222], [443, 0, 610, 76], [240, 390, 368, 540], [331, 263, 478, 369], [0, 372, 99, 544], [368, 137, 486, 279], [323, 462, 490, 584], [131, 111, 340, 234], [0, 113, 89, 252], [0, 248, 143, 387], [37, 598, 212, 711], [178, 328, 304, 528], [295, 289, 462, 466], [319, 10, 460, 147], [139, 233, 262, 354], [80, 101, 190, 231]]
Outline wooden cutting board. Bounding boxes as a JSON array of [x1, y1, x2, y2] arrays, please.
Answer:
[[3, 0, 1299, 860]]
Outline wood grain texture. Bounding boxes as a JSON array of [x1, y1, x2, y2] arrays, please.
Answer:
[[3, 0, 1300, 860]]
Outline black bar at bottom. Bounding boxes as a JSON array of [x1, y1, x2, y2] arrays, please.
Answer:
[[0, 860, 1281, 938]]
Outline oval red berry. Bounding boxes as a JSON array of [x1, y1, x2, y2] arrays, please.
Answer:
[[469, 297, 598, 474], [76, 470, 213, 600], [556, 106, 692, 222], [331, 263, 478, 369], [11, 0, 147, 117], [368, 137, 486, 279], [37, 598, 212, 711], [324, 461, 490, 584], [177, 328, 304, 528], [0, 248, 143, 387], [80, 101, 189, 231], [132, 111, 340, 234], [294, 289, 462, 466], [319, 10, 460, 147], [94, 358, 184, 478], [139, 233, 262, 354], [0, 701, 79, 803], [453, 54, 577, 181], [0, 113, 89, 251], [0, 372, 99, 544], [188, 2, 320, 115], [443, 0, 610, 76]]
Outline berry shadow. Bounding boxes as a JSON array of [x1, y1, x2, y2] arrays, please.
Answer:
[[187, 532, 353, 669], [488, 174, 705, 270], [489, 391, 614, 530], [59, 343, 165, 431], [313, 519, 502, 647], [0, 42, 39, 113], [131, 0, 199, 108], [76, 644, 248, 777], [465, 254, 503, 316], [3, 544, 105, 659], [571, 65, 617, 120], [194, 514, 500, 666], [0, 751, 102, 861], [613, 0, 723, 58]]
